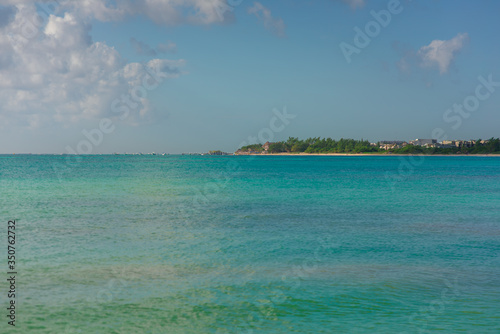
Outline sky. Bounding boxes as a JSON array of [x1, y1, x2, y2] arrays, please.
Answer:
[[0, 0, 499, 154]]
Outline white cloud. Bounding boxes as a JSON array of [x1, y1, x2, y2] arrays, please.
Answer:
[[1, 0, 239, 27], [0, 0, 243, 129], [137, 0, 229, 25], [60, 0, 128, 22], [248, 2, 286, 38], [0, 3, 185, 128], [59, 0, 233, 25], [417, 33, 469, 74]]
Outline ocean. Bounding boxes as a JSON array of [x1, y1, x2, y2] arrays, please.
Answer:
[[1, 155, 499, 333]]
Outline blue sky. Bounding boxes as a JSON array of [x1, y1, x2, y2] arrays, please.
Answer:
[[0, 0, 499, 153]]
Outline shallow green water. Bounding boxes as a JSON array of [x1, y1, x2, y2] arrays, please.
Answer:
[[1, 155, 499, 333]]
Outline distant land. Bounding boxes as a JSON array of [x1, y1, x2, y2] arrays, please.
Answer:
[[4, 138, 499, 156], [234, 137, 500, 155]]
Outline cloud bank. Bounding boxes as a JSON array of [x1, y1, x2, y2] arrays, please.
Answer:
[[0, 1, 194, 128], [59, 0, 234, 25], [0, 0, 286, 128]]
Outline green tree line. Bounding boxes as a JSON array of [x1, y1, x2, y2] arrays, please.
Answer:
[[239, 137, 500, 154], [241, 137, 377, 153]]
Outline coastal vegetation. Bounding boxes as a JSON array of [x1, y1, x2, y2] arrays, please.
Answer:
[[238, 137, 500, 155], [237, 144, 264, 152], [240, 137, 378, 154]]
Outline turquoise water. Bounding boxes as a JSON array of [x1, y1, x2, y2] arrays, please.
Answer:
[[1, 155, 499, 333]]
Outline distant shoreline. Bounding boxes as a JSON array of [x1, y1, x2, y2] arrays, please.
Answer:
[[235, 152, 500, 157], [2, 153, 499, 157]]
